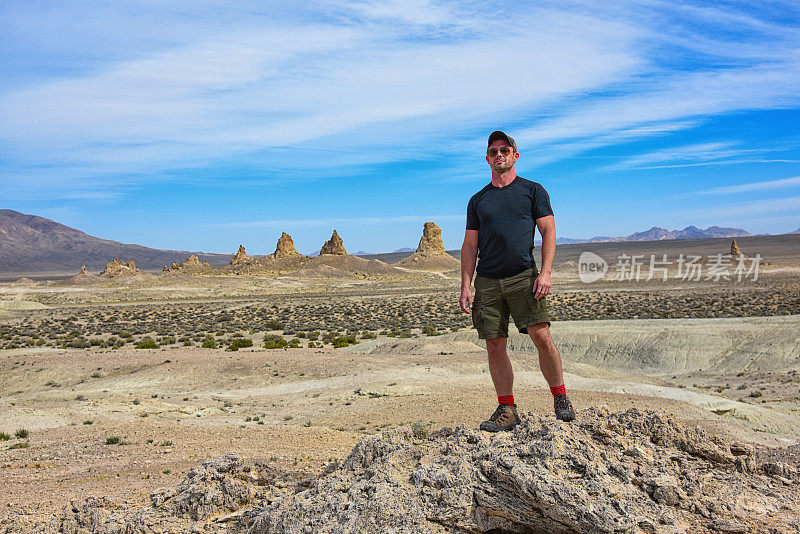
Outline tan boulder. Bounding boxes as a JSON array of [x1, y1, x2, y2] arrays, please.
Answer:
[[272, 232, 301, 258], [320, 230, 347, 255]]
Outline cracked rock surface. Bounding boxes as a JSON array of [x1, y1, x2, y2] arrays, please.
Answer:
[[49, 408, 800, 533]]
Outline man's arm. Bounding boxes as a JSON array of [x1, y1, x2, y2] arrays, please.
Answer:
[[459, 229, 479, 313], [533, 215, 555, 299]]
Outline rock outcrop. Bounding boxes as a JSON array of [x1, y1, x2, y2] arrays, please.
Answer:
[[319, 230, 347, 255], [272, 232, 301, 258], [731, 239, 743, 257], [50, 408, 800, 533], [99, 259, 141, 278], [80, 265, 89, 275], [230, 245, 250, 265], [416, 221, 447, 254], [397, 222, 460, 271], [162, 255, 213, 274]]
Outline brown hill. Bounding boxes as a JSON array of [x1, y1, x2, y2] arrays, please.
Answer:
[[0, 209, 230, 273]]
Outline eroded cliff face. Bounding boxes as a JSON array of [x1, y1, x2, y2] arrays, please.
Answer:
[[51, 408, 800, 534]]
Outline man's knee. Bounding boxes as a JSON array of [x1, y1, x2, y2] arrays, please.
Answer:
[[526, 323, 553, 348], [485, 337, 507, 356]]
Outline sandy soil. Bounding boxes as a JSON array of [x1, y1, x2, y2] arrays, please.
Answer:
[[1, 257, 799, 528]]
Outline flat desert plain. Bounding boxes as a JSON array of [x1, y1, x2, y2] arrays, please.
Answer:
[[1, 236, 799, 532]]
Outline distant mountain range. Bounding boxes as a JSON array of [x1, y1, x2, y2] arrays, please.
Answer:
[[0, 209, 229, 273], [537, 225, 755, 245], [0, 209, 795, 274]]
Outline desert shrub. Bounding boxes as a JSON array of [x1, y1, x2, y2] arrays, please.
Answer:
[[264, 335, 288, 349], [421, 326, 439, 336], [331, 335, 357, 348], [0, 432, 9, 441], [202, 335, 217, 349], [158, 335, 176, 345], [288, 338, 300, 348], [135, 337, 159, 349], [265, 320, 285, 331], [227, 338, 253, 351], [64, 338, 90, 348], [117, 331, 132, 338], [105, 436, 120, 445], [15, 429, 28, 439], [361, 331, 377, 339]]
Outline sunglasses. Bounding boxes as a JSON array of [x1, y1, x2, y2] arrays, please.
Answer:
[[487, 147, 514, 157]]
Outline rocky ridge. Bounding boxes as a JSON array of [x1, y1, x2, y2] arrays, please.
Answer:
[[163, 254, 213, 274], [48, 408, 800, 533], [99, 259, 142, 278]]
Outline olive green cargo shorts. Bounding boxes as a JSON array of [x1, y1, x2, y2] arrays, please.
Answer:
[[472, 267, 551, 339]]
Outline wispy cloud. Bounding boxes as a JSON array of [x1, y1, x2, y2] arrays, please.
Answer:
[[697, 176, 800, 195], [673, 195, 800, 219]]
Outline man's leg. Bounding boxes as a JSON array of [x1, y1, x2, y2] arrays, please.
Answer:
[[486, 337, 513, 396], [480, 336, 520, 432], [526, 322, 575, 421], [525, 323, 563, 387]]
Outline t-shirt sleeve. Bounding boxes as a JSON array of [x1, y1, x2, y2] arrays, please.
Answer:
[[532, 183, 554, 220], [466, 196, 480, 230]]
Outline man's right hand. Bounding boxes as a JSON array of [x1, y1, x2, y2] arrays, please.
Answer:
[[459, 288, 473, 314]]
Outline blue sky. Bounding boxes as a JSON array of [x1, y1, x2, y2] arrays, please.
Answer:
[[1, 0, 799, 254]]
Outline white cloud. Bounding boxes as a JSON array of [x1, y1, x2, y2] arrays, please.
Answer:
[[1, 0, 799, 200]]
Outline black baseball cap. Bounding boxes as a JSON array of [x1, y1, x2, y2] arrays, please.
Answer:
[[487, 130, 517, 152]]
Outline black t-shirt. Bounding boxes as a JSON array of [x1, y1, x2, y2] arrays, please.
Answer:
[[466, 176, 553, 279]]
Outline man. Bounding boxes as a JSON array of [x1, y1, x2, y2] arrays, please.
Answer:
[[459, 130, 575, 432]]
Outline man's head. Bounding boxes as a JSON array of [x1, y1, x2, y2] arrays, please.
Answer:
[[486, 130, 519, 173]]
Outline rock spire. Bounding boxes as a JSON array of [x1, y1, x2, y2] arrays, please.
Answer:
[[320, 230, 347, 255], [273, 232, 301, 258]]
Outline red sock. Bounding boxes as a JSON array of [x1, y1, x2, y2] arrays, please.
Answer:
[[498, 395, 515, 406], [550, 384, 566, 397]]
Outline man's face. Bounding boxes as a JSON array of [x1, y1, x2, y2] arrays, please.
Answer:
[[486, 140, 518, 173]]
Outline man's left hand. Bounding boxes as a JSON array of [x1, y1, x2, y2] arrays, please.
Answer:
[[532, 271, 551, 300]]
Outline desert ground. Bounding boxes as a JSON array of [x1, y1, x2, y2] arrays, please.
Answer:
[[1, 235, 799, 532]]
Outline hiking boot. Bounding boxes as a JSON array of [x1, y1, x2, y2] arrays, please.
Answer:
[[554, 394, 576, 421], [480, 404, 520, 432]]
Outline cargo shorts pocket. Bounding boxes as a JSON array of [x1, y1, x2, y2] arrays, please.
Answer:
[[471, 298, 483, 331], [520, 289, 550, 331]]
